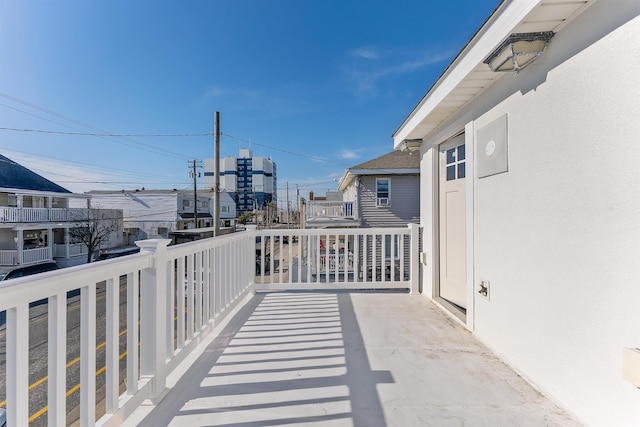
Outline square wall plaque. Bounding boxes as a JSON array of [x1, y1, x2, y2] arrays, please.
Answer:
[[476, 114, 508, 178]]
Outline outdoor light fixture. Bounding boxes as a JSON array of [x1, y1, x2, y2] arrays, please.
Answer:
[[398, 139, 422, 152], [484, 32, 554, 73]]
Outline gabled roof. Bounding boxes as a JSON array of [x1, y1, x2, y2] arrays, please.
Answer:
[[0, 153, 71, 194], [349, 150, 420, 172], [338, 150, 420, 191]]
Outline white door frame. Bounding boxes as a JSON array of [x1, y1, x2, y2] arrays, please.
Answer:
[[431, 122, 475, 329]]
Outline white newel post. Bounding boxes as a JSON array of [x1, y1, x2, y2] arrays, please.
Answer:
[[408, 223, 419, 295], [136, 238, 172, 404]]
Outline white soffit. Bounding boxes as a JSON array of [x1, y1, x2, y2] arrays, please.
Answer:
[[393, 0, 591, 147]]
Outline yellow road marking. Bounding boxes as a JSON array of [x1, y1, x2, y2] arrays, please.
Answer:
[[0, 291, 111, 339], [27, 351, 130, 423], [2, 303, 186, 422], [0, 329, 127, 409]]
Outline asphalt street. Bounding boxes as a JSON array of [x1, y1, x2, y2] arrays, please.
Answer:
[[0, 277, 129, 426]]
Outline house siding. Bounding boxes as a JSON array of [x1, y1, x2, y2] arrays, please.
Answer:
[[359, 175, 419, 228]]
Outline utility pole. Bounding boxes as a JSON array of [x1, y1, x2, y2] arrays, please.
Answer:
[[296, 184, 300, 228], [286, 181, 290, 229], [214, 111, 221, 237], [188, 160, 203, 229]]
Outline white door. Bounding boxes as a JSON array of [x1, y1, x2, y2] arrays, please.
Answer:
[[439, 134, 467, 309]]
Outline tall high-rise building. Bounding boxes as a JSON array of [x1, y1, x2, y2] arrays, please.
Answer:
[[204, 149, 277, 215]]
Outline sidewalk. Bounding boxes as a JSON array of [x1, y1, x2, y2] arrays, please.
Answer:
[[126, 291, 580, 426]]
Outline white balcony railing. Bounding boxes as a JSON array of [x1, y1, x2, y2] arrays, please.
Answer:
[[52, 243, 88, 258], [21, 247, 51, 265], [0, 207, 90, 223], [0, 225, 418, 426], [0, 250, 18, 266], [0, 248, 52, 266], [254, 226, 417, 288], [306, 201, 356, 221]]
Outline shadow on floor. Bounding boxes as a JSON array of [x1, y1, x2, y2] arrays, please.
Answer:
[[137, 291, 393, 427]]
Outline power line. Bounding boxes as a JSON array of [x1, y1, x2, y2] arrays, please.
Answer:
[[0, 127, 209, 138], [2, 125, 349, 167], [0, 92, 198, 160], [0, 147, 183, 181]]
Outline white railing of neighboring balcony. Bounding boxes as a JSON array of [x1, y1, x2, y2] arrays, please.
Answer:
[[305, 201, 356, 220]]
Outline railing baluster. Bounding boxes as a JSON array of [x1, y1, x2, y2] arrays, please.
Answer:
[[80, 285, 97, 427], [48, 293, 67, 426], [187, 254, 194, 339], [269, 235, 275, 285], [399, 234, 405, 282], [203, 248, 210, 322], [334, 233, 339, 283], [7, 304, 29, 427], [176, 257, 185, 348], [106, 276, 119, 414], [279, 234, 284, 284], [316, 235, 321, 284], [260, 236, 266, 285], [195, 251, 202, 331], [382, 233, 387, 283], [167, 260, 175, 357], [211, 246, 218, 319], [288, 232, 293, 285], [297, 233, 302, 284], [127, 272, 139, 395], [308, 235, 313, 283], [216, 244, 222, 316]]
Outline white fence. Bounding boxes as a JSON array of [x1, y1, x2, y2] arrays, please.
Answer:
[[0, 225, 418, 426]]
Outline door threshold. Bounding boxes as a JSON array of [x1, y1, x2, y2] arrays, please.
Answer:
[[435, 297, 466, 323]]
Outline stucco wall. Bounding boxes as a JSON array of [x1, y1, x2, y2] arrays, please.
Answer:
[[419, 2, 640, 426]]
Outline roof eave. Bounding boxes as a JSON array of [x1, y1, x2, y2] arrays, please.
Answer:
[[0, 187, 89, 198], [347, 168, 421, 176], [393, 0, 594, 147]]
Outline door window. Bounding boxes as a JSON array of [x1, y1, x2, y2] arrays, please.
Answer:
[[444, 144, 466, 181]]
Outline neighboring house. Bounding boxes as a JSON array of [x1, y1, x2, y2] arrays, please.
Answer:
[[392, 1, 640, 426], [176, 190, 236, 230], [304, 150, 420, 229], [0, 153, 123, 267], [86, 189, 236, 244], [303, 151, 420, 282]]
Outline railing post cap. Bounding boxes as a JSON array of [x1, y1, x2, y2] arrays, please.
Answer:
[[135, 239, 171, 253]]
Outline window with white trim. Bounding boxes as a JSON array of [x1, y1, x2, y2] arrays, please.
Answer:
[[376, 178, 390, 206], [445, 144, 466, 181]]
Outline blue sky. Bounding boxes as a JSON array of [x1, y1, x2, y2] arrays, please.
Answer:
[[1, 0, 497, 208]]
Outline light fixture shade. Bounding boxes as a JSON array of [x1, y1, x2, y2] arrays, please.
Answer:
[[398, 139, 422, 152], [484, 32, 554, 73]]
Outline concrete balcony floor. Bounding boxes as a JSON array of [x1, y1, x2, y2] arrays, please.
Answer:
[[126, 291, 579, 427]]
